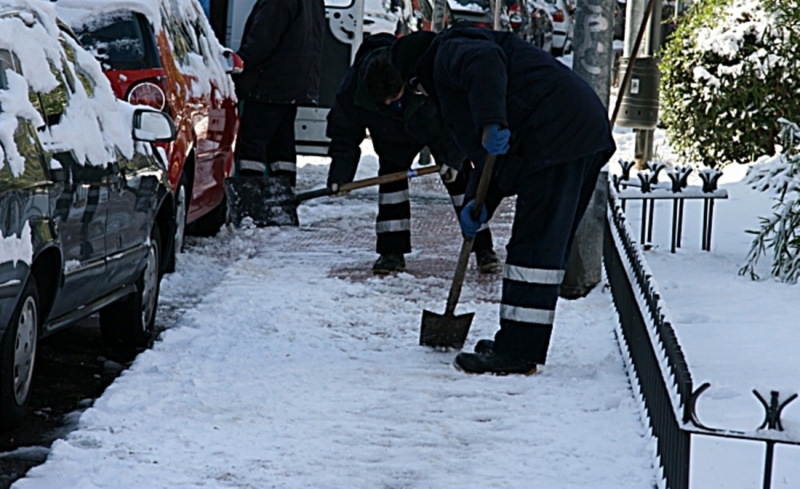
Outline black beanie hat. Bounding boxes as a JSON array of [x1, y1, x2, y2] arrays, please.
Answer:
[[390, 31, 437, 83]]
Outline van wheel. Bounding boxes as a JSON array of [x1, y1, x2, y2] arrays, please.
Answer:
[[0, 276, 39, 430], [100, 226, 161, 348]]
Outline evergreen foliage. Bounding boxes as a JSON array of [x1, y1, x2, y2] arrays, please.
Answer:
[[660, 0, 800, 168], [740, 118, 800, 282]]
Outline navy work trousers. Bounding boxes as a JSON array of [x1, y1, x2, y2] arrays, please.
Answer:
[[492, 150, 608, 364]]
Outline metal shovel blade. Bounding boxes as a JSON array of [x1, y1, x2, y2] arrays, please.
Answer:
[[224, 175, 299, 227], [419, 309, 474, 349]]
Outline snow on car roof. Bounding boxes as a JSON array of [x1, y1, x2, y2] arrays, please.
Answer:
[[55, 0, 235, 99], [0, 0, 138, 177]]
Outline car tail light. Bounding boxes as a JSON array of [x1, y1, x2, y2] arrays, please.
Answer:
[[127, 81, 166, 111], [508, 2, 522, 28], [552, 8, 565, 22]]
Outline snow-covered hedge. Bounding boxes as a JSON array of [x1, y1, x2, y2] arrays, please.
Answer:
[[660, 0, 800, 168], [740, 118, 800, 282]]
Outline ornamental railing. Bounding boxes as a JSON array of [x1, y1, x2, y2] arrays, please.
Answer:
[[604, 183, 798, 489]]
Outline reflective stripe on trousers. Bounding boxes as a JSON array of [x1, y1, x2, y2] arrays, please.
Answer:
[[379, 189, 410, 206], [269, 161, 297, 173], [376, 219, 410, 233], [238, 159, 266, 173]]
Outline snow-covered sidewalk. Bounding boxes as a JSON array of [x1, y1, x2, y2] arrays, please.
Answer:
[[13, 149, 654, 488]]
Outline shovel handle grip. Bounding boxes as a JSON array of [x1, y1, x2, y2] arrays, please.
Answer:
[[470, 154, 496, 220]]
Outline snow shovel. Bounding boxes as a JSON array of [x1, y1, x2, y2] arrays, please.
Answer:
[[225, 165, 442, 227], [419, 151, 497, 349]]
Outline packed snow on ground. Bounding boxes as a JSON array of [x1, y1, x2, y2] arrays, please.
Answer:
[[14, 140, 655, 489]]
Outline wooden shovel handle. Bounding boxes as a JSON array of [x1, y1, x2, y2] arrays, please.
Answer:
[[293, 165, 442, 203], [445, 152, 497, 316], [337, 165, 442, 192]]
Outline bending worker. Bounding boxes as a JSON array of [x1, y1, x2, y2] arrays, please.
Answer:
[[326, 33, 501, 275], [389, 27, 616, 374]]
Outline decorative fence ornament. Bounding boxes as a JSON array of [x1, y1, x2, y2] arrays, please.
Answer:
[[615, 160, 727, 252]]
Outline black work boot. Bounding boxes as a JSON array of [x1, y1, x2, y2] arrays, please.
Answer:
[[372, 254, 406, 275], [475, 249, 502, 274], [474, 339, 494, 354], [453, 351, 538, 375]]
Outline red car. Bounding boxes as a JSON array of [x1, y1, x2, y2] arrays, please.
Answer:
[[57, 0, 242, 259]]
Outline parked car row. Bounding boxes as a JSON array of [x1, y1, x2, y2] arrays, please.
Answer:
[[362, 0, 564, 56], [0, 0, 241, 431]]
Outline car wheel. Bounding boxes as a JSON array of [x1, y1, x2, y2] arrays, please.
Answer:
[[100, 226, 161, 349], [0, 276, 39, 430], [175, 173, 189, 254], [551, 46, 564, 57]]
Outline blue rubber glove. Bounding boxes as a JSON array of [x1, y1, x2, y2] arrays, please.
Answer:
[[482, 124, 510, 155], [460, 201, 488, 238]]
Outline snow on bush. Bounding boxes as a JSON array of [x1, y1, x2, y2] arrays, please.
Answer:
[[740, 118, 800, 282], [660, 0, 800, 168]]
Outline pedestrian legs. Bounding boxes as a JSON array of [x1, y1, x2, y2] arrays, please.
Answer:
[[235, 100, 297, 187]]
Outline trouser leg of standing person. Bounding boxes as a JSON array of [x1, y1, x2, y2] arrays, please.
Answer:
[[372, 142, 420, 272], [492, 151, 608, 364], [265, 104, 298, 188], [235, 100, 296, 183], [375, 158, 414, 256]]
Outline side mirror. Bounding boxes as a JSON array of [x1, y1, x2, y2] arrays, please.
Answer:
[[221, 49, 244, 75], [132, 108, 177, 143]]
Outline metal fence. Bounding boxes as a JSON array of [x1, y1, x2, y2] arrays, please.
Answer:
[[604, 186, 693, 489], [605, 183, 800, 489], [606, 181, 800, 489]]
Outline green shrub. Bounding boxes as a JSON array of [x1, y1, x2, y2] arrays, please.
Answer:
[[660, 0, 800, 168]]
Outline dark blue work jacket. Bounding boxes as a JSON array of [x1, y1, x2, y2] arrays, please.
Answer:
[[415, 26, 615, 174]]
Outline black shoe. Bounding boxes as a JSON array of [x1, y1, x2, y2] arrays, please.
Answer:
[[474, 339, 494, 354], [372, 254, 406, 274], [453, 351, 538, 375], [475, 249, 502, 274]]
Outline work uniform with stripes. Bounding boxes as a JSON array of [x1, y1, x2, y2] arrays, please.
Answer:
[[372, 140, 493, 256], [410, 26, 616, 364], [233, 0, 324, 187], [327, 34, 494, 258]]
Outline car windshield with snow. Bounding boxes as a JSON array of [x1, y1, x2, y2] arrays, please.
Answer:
[[0, 1, 177, 431]]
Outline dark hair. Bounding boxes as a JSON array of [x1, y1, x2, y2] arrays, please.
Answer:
[[364, 53, 404, 105]]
